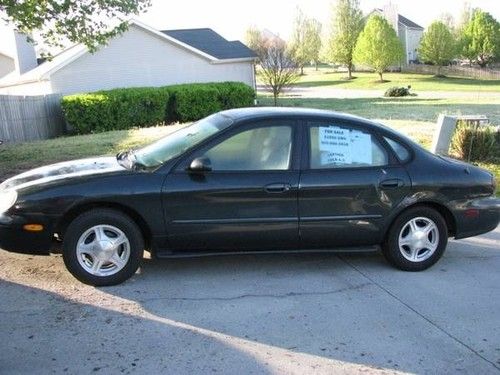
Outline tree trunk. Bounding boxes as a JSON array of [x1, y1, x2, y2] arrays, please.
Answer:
[[315, 61, 318, 71], [477, 56, 487, 68], [300, 66, 304, 75], [273, 92, 278, 106], [378, 71, 383, 82], [348, 64, 352, 80]]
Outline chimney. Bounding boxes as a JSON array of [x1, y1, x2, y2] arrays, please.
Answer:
[[12, 31, 38, 75], [382, 3, 399, 36]]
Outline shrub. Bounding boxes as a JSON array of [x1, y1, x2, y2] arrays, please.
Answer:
[[450, 120, 500, 162], [215, 82, 256, 109], [61, 94, 112, 134], [384, 86, 412, 97], [165, 82, 255, 122], [62, 87, 169, 133], [166, 84, 221, 122], [62, 82, 255, 134]]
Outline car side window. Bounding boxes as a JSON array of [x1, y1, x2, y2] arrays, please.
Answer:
[[309, 124, 388, 169], [202, 126, 292, 171], [384, 137, 411, 162]]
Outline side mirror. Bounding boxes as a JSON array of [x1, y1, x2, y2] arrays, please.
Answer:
[[188, 157, 212, 173]]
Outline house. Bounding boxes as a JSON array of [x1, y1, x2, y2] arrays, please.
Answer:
[[374, 5, 424, 64], [0, 51, 15, 79], [0, 28, 39, 79], [0, 20, 257, 95]]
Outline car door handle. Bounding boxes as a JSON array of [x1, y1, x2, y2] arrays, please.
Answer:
[[265, 183, 291, 193], [379, 179, 404, 189]]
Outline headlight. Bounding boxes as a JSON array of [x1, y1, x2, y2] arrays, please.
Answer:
[[0, 190, 17, 214]]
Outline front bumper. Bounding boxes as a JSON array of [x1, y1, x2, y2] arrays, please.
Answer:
[[454, 197, 500, 239], [0, 214, 53, 255]]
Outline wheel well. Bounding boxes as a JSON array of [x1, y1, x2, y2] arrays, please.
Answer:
[[396, 202, 457, 237], [55, 202, 152, 250]]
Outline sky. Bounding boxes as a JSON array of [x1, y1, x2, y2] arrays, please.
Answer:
[[139, 0, 500, 41]]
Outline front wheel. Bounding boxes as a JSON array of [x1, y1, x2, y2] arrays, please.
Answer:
[[382, 206, 448, 271], [63, 209, 144, 286]]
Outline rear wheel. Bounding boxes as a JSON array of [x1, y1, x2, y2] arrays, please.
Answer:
[[63, 209, 144, 286], [382, 206, 448, 271]]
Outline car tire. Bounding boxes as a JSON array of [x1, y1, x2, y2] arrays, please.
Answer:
[[63, 209, 144, 286], [382, 206, 448, 271]]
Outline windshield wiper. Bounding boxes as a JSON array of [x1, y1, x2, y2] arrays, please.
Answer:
[[116, 150, 149, 171], [116, 150, 135, 170]]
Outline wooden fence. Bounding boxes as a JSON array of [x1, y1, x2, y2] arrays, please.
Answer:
[[402, 64, 500, 80], [0, 94, 65, 144]]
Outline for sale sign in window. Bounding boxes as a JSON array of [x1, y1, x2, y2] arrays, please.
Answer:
[[319, 126, 373, 166]]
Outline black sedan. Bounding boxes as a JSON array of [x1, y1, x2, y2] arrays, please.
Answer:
[[1, 108, 499, 285]]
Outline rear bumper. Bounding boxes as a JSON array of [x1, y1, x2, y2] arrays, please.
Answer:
[[0, 214, 53, 255], [454, 197, 500, 239]]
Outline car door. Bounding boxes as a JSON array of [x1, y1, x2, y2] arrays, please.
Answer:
[[162, 119, 300, 252], [298, 119, 411, 249]]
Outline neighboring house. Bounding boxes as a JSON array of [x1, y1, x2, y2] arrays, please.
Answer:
[[373, 6, 424, 65], [0, 52, 15, 79], [0, 20, 257, 95]]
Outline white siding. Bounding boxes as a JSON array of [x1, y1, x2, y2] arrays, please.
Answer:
[[406, 28, 423, 62], [397, 25, 423, 64], [12, 32, 38, 74], [398, 24, 407, 64], [50, 25, 254, 95], [0, 80, 51, 95], [0, 53, 15, 79]]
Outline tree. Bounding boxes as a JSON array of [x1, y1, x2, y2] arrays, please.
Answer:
[[260, 40, 299, 106], [244, 26, 267, 60], [460, 9, 500, 67], [418, 21, 456, 76], [309, 20, 323, 70], [0, 0, 151, 52], [456, 2, 472, 32], [455, 3, 473, 64], [288, 8, 322, 74], [439, 13, 455, 31], [323, 0, 364, 79], [353, 15, 403, 82]]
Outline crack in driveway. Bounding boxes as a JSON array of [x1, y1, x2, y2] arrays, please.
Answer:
[[135, 282, 372, 303]]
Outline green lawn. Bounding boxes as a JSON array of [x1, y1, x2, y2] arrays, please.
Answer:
[[258, 96, 500, 125], [0, 125, 182, 180], [279, 68, 500, 92]]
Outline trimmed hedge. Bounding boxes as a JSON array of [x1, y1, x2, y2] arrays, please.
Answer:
[[61, 88, 170, 134], [61, 82, 255, 134]]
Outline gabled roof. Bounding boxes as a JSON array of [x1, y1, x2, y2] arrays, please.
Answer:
[[162, 28, 257, 59], [398, 14, 423, 29], [0, 50, 13, 59], [0, 43, 86, 86], [373, 9, 424, 30], [0, 20, 256, 87]]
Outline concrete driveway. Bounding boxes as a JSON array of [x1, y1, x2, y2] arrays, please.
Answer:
[[1, 227, 499, 374]]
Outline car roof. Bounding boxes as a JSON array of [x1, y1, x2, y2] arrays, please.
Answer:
[[220, 107, 424, 149], [221, 107, 368, 122]]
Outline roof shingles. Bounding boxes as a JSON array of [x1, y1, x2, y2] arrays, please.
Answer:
[[398, 14, 424, 29], [162, 28, 257, 59]]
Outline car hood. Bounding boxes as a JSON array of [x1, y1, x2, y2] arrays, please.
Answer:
[[0, 157, 128, 192]]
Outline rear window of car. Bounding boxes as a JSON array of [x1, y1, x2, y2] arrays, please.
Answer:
[[384, 137, 411, 162], [309, 124, 388, 169]]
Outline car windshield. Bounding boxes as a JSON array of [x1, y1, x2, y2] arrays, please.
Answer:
[[126, 113, 233, 169]]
